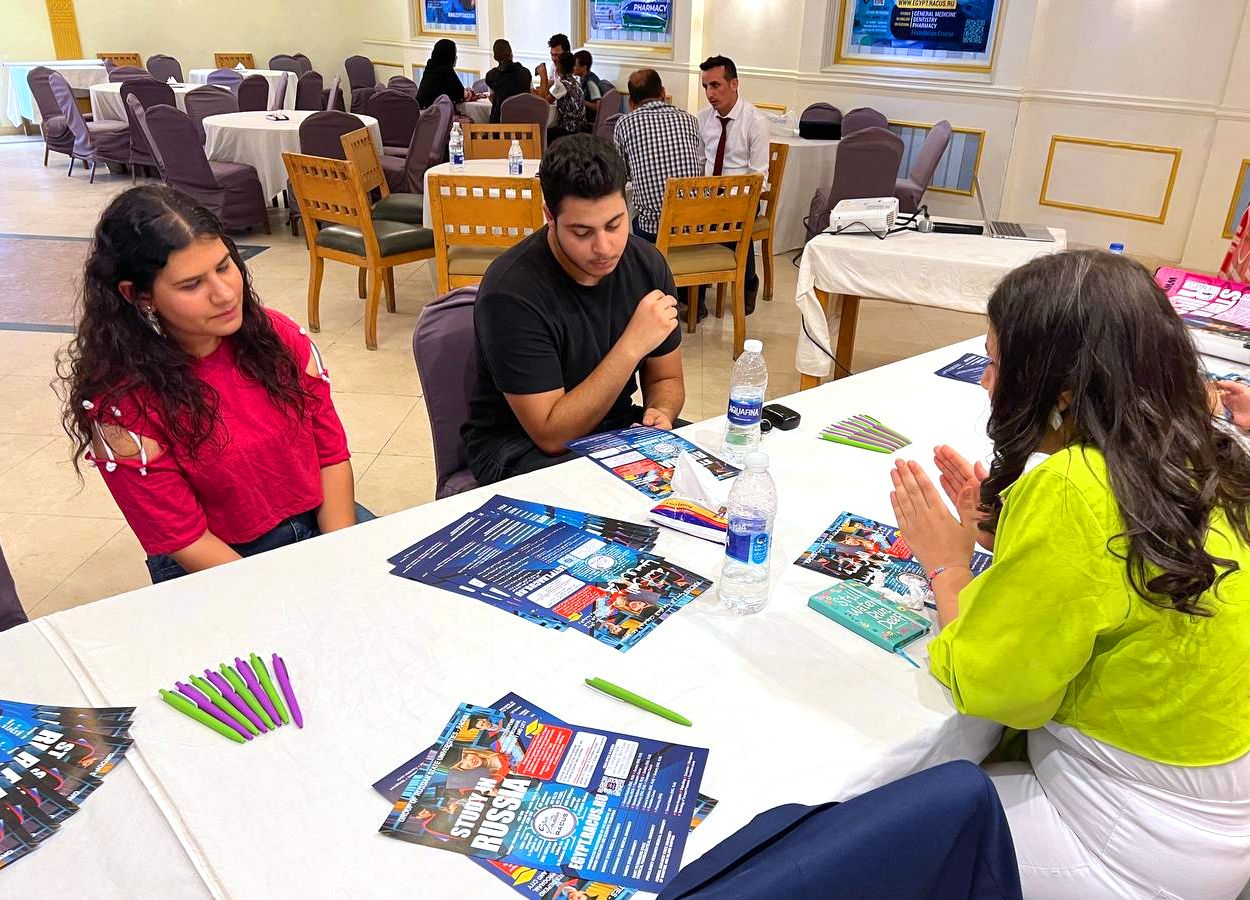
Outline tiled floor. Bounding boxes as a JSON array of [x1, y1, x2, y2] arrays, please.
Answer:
[[0, 136, 990, 619]]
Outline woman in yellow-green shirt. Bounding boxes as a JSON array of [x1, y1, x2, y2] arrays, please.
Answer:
[[890, 250, 1250, 900]]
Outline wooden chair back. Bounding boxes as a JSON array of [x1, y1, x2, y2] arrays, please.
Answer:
[[340, 127, 389, 199], [214, 52, 256, 70], [97, 53, 142, 67], [462, 123, 541, 160], [656, 174, 764, 254], [759, 142, 789, 231], [282, 151, 374, 256], [428, 173, 545, 290]]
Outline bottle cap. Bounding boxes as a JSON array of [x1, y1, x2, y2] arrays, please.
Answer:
[[745, 452, 769, 471], [743, 339, 763, 354], [1108, 242, 1124, 253]]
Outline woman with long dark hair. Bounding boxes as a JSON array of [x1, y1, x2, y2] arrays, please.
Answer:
[[417, 38, 470, 109], [59, 185, 368, 583], [889, 250, 1250, 898]]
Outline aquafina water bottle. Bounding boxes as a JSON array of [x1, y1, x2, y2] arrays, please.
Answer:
[[720, 452, 777, 615], [449, 122, 464, 172], [722, 339, 767, 464]]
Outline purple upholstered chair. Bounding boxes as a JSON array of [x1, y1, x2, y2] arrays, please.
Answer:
[[48, 72, 130, 181], [237, 74, 269, 112], [345, 55, 380, 113], [120, 78, 174, 180], [380, 95, 452, 194], [412, 286, 481, 499], [841, 106, 888, 136], [894, 119, 952, 213], [26, 66, 75, 166], [286, 110, 365, 235], [805, 126, 904, 243], [292, 53, 313, 75], [368, 88, 420, 151], [145, 54, 183, 82], [471, 78, 489, 94], [206, 67, 244, 94], [145, 105, 269, 233], [386, 75, 419, 99], [594, 110, 622, 142], [269, 54, 301, 75], [107, 65, 149, 83], [501, 92, 552, 151], [799, 102, 841, 140], [294, 71, 324, 110], [325, 75, 345, 112], [0, 540, 25, 634], [125, 94, 164, 175], [184, 85, 238, 143]]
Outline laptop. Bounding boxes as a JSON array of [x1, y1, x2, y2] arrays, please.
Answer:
[[972, 174, 1055, 242]]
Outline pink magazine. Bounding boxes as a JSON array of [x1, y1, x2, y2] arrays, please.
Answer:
[[1155, 266, 1250, 362]]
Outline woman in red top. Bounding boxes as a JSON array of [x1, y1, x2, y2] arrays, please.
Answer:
[[59, 185, 371, 583]]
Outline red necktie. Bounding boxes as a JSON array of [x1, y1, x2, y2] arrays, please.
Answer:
[[712, 115, 730, 176]]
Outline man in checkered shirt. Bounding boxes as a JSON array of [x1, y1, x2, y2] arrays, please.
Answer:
[[614, 69, 706, 314]]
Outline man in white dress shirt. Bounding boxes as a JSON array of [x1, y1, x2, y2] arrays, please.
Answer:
[[696, 55, 769, 314]]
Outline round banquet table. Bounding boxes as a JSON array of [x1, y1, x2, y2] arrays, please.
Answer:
[[1, 59, 107, 126], [89, 81, 225, 122], [463, 97, 556, 127], [186, 68, 296, 111], [203, 110, 381, 202]]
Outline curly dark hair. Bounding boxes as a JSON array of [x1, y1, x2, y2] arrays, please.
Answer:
[[57, 185, 305, 473], [538, 133, 627, 217], [979, 249, 1250, 616]]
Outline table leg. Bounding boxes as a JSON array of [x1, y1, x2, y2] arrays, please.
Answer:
[[834, 295, 860, 381], [799, 288, 832, 391]]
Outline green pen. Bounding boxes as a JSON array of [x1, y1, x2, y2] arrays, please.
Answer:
[[159, 689, 246, 744], [220, 662, 276, 730], [585, 677, 692, 727], [819, 432, 893, 454], [250, 653, 290, 726], [190, 674, 259, 736]]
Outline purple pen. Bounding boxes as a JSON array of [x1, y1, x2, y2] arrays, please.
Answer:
[[823, 426, 896, 451], [851, 415, 909, 446], [176, 681, 253, 740], [272, 654, 303, 728], [836, 418, 904, 445], [205, 669, 267, 733], [236, 657, 280, 726]]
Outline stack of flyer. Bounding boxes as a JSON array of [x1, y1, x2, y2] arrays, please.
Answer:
[[0, 700, 137, 870], [1156, 267, 1250, 364]]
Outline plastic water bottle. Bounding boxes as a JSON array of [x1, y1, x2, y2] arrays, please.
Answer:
[[1109, 242, 1125, 254], [449, 122, 464, 172], [720, 452, 777, 615], [722, 339, 767, 463], [508, 139, 523, 176]]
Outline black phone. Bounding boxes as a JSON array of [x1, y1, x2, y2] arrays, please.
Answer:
[[762, 404, 801, 431]]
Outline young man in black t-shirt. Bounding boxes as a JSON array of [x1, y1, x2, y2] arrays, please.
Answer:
[[463, 134, 684, 485]]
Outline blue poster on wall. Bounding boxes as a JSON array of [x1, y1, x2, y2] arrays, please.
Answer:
[[849, 0, 996, 54], [423, 0, 477, 33], [589, 0, 673, 40]]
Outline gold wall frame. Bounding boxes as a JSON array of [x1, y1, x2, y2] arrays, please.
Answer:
[[832, 0, 1007, 74], [1222, 158, 1250, 239], [577, 0, 675, 57], [415, 1, 478, 38], [45, 0, 83, 60], [755, 102, 787, 114], [1038, 135, 1182, 225], [887, 118, 986, 196]]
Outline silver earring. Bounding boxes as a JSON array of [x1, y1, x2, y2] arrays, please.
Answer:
[[1048, 407, 1063, 431], [143, 307, 164, 336]]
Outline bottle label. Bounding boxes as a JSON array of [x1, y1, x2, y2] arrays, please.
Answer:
[[726, 395, 763, 426], [509, 158, 522, 175], [726, 516, 770, 565], [451, 150, 464, 166]]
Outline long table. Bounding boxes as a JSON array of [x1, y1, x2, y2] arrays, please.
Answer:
[[0, 338, 1001, 898]]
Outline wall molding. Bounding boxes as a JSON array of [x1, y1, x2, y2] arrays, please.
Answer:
[[1039, 135, 1183, 224]]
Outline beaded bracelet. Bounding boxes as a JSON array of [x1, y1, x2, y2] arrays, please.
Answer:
[[927, 564, 970, 583]]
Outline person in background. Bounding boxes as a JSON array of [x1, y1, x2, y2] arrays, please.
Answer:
[[545, 51, 586, 144], [536, 32, 571, 98], [573, 50, 605, 120], [697, 54, 769, 314], [417, 38, 472, 108], [484, 39, 532, 123], [888, 250, 1250, 899], [59, 186, 371, 584], [463, 135, 684, 484]]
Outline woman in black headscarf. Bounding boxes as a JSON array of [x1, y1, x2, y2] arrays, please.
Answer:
[[417, 38, 469, 107]]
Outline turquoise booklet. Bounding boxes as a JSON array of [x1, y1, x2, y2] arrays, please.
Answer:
[[808, 581, 930, 654]]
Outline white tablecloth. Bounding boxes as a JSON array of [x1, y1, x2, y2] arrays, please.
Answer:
[[0, 338, 1001, 898], [463, 97, 556, 127], [1, 59, 106, 127], [794, 227, 1068, 378], [770, 134, 840, 253], [187, 68, 296, 112], [88, 81, 221, 122], [421, 158, 542, 228], [203, 110, 381, 202]]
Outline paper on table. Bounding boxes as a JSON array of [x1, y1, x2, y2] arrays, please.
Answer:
[[234, 62, 246, 70], [166, 76, 177, 84]]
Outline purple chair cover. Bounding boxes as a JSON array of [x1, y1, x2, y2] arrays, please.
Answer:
[[237, 74, 269, 112], [145, 105, 268, 232], [501, 92, 551, 151], [382, 95, 451, 194], [120, 78, 175, 173], [325, 75, 343, 112], [345, 55, 380, 113], [184, 85, 238, 143], [412, 286, 481, 499], [0, 540, 26, 633], [48, 72, 130, 180], [125, 94, 164, 174], [368, 88, 420, 149], [841, 106, 888, 136], [292, 53, 313, 75], [596, 111, 623, 142], [206, 68, 244, 94], [272, 73, 288, 111], [103, 58, 117, 73], [471, 78, 489, 94], [26, 66, 75, 163], [107, 65, 149, 83], [297, 110, 363, 158], [595, 87, 623, 121], [386, 75, 418, 99], [805, 126, 904, 242], [269, 55, 301, 75], [894, 119, 952, 213], [294, 71, 324, 110], [801, 102, 841, 124], [145, 54, 183, 82]]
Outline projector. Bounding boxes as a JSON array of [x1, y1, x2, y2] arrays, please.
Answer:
[[829, 197, 899, 234]]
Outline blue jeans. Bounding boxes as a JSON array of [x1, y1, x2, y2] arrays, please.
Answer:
[[146, 502, 376, 584]]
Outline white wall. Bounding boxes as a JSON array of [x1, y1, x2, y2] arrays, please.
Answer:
[[3, 0, 56, 63]]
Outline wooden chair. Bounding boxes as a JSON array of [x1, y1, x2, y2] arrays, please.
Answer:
[[463, 123, 540, 160], [282, 151, 435, 350], [97, 52, 143, 68], [427, 173, 545, 294], [752, 142, 789, 303], [214, 52, 256, 70], [656, 174, 764, 358]]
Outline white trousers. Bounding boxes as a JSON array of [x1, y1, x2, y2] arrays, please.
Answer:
[[988, 724, 1250, 900]]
